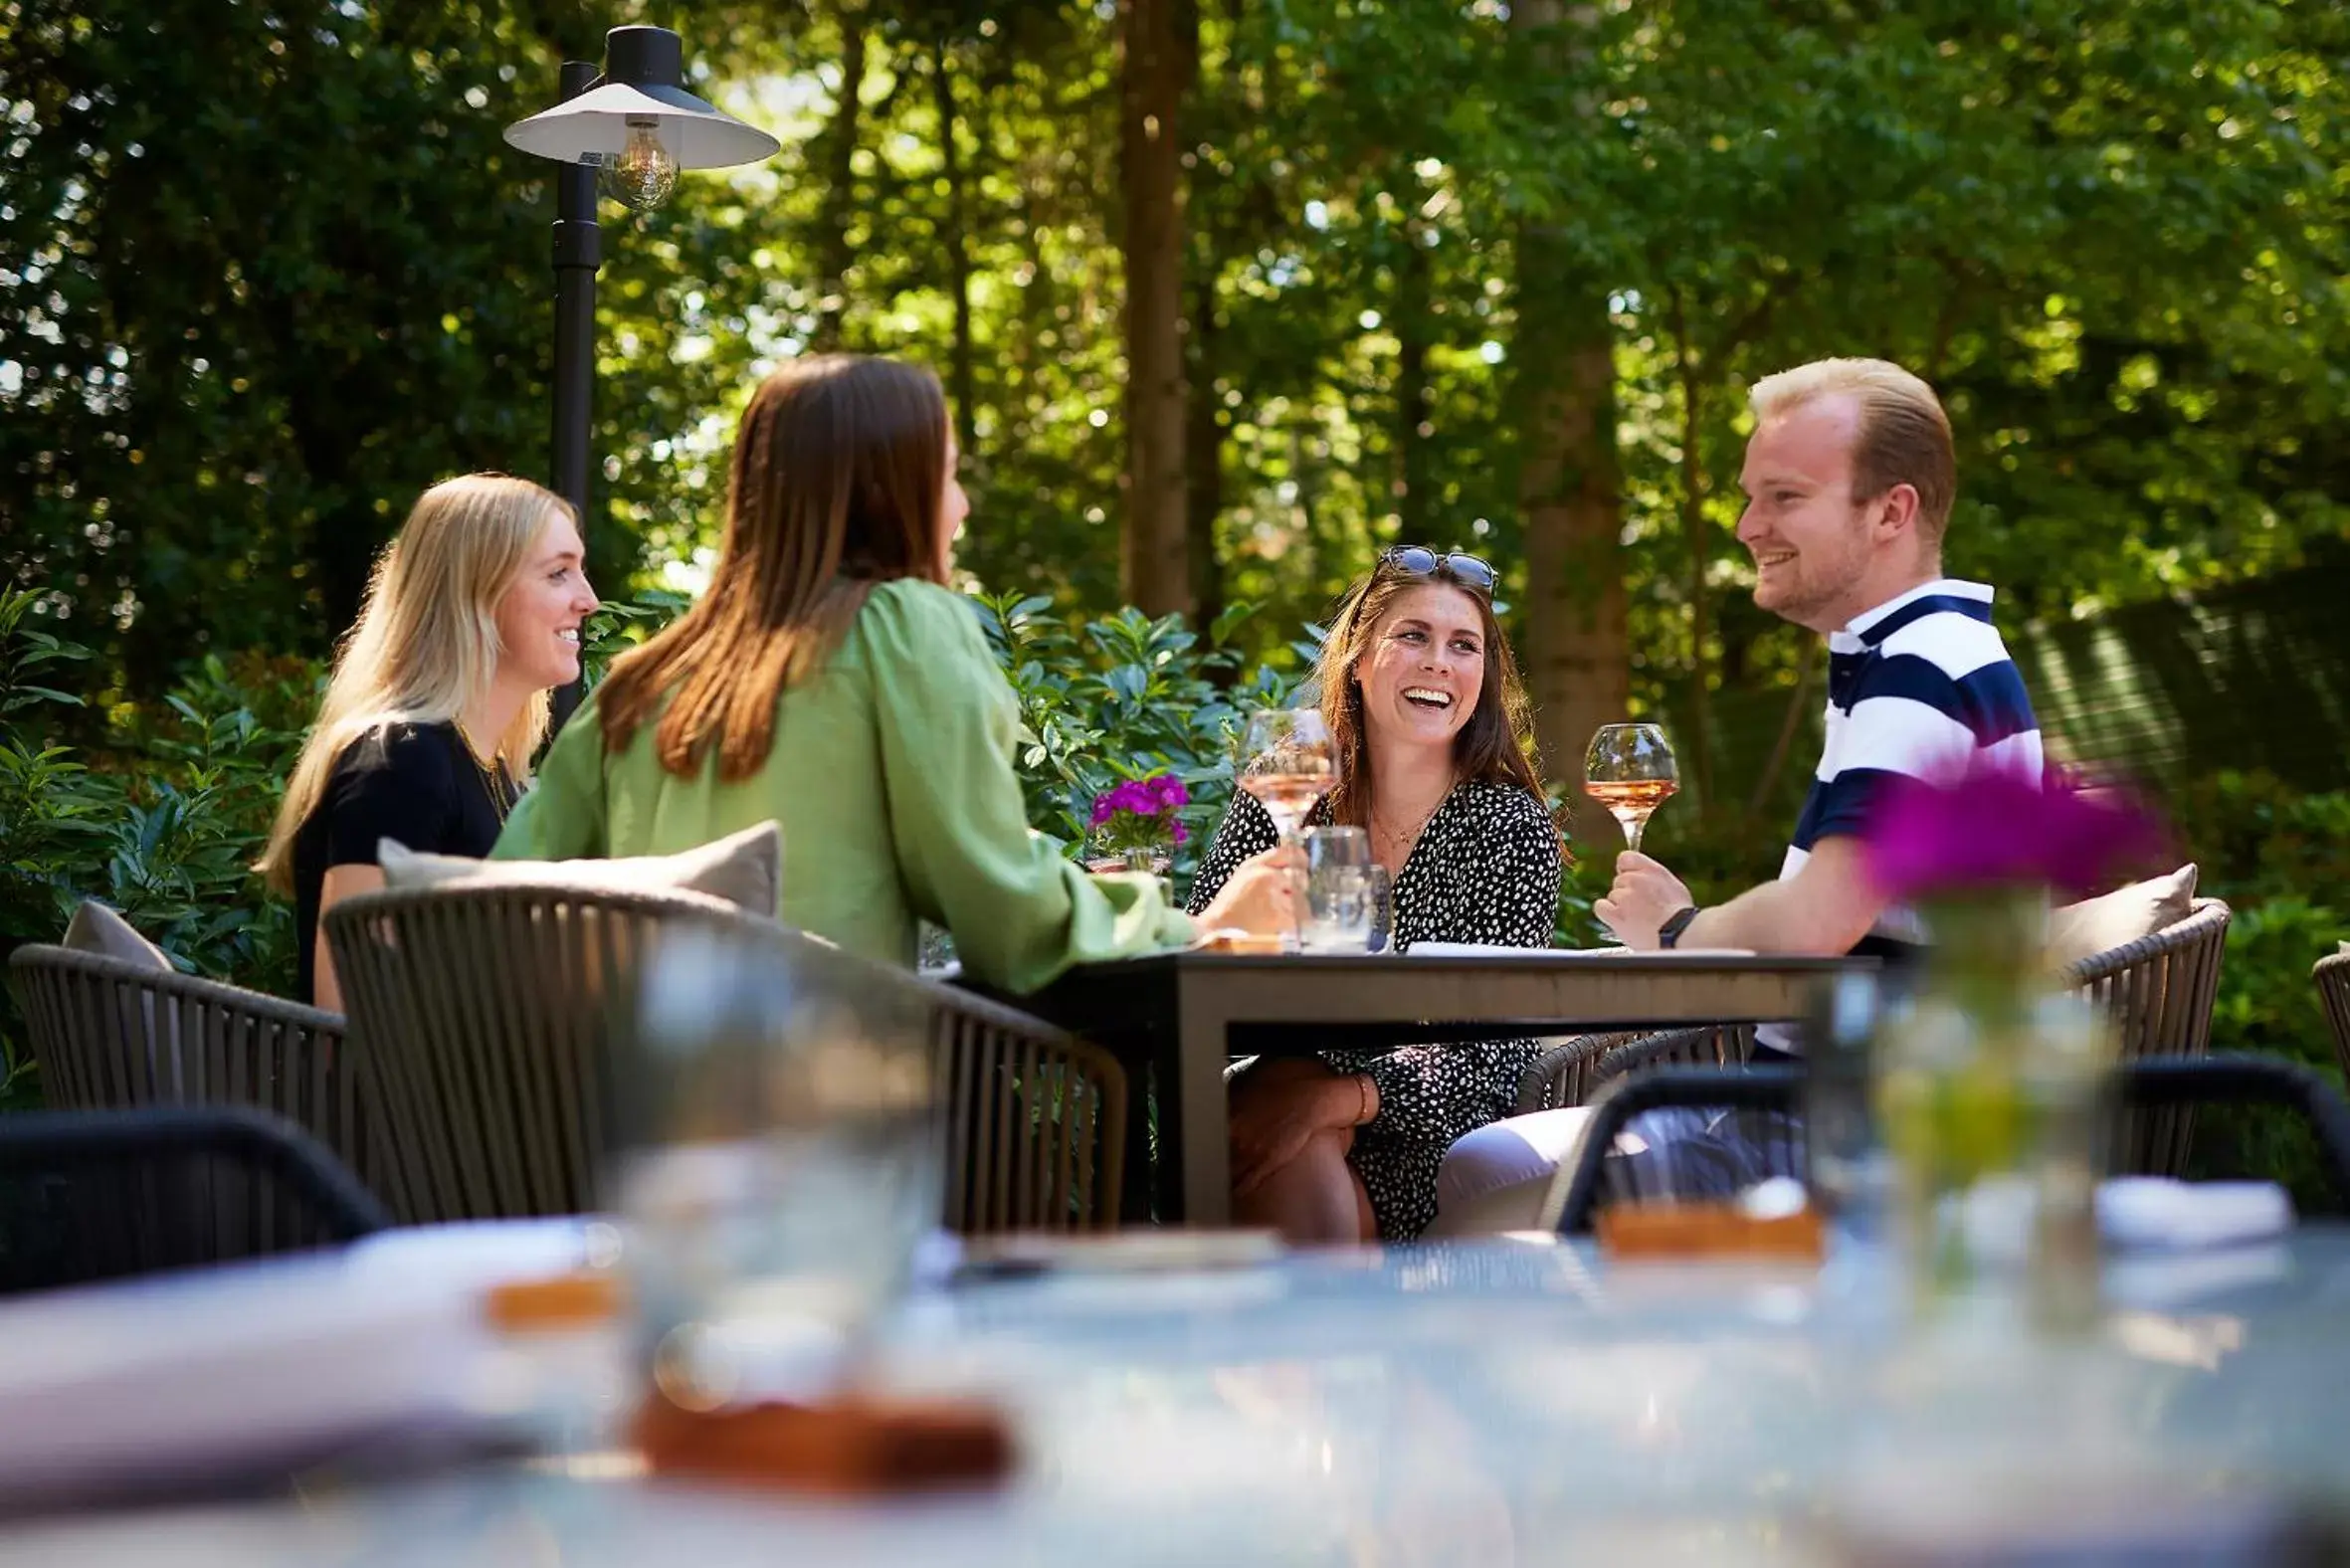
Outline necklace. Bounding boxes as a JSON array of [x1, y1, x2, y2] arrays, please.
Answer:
[[454, 724, 516, 825], [1371, 783, 1451, 856]]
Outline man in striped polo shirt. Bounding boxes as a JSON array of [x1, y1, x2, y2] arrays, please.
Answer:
[[1425, 357, 2041, 1230], [1596, 356, 2042, 972]]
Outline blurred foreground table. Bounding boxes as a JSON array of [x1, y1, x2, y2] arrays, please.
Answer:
[[6, 1227, 2350, 1566]]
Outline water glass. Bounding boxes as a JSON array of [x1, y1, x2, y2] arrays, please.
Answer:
[[1300, 826, 1381, 952], [1803, 969, 1898, 1240], [613, 924, 940, 1407]]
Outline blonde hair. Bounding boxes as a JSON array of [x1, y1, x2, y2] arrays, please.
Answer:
[[1749, 357, 1955, 542], [258, 474, 570, 894]]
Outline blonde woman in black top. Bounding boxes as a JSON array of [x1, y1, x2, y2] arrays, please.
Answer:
[[257, 474, 599, 1008]]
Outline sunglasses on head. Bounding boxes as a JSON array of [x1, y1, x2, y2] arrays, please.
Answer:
[[1377, 544, 1497, 598]]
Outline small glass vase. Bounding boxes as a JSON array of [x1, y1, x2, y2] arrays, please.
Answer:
[[1085, 842, 1173, 903], [1874, 888, 2111, 1333]]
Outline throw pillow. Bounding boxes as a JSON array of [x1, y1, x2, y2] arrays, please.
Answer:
[[377, 820, 781, 917], [62, 900, 174, 971], [2048, 864, 2199, 970]]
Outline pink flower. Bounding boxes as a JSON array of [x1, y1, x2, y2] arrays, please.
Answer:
[[1088, 770, 1189, 854], [1863, 759, 2170, 904]]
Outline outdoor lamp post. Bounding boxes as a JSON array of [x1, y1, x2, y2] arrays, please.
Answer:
[[503, 25, 779, 726]]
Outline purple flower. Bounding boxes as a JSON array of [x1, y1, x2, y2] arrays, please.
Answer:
[[1171, 821, 1190, 846], [1088, 770, 1191, 856], [1863, 759, 2170, 904]]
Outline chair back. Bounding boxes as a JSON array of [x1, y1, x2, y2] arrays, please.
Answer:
[[326, 883, 1127, 1233], [2317, 952, 2350, 1089], [325, 882, 769, 1223], [1541, 1053, 2350, 1234], [927, 981, 1124, 1234], [2063, 897, 2232, 1176], [5, 946, 361, 1268], [1515, 1025, 1757, 1114], [0, 1105, 390, 1293]]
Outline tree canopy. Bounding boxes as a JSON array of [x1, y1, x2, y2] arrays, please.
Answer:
[[6, 0, 2347, 808]]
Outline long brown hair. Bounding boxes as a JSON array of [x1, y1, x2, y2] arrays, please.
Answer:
[[1314, 563, 1552, 834], [597, 355, 952, 781]]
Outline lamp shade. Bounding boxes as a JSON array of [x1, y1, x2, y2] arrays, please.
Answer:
[[503, 27, 779, 171]]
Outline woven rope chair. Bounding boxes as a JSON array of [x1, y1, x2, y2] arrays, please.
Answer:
[[5, 946, 362, 1267], [2061, 897, 2231, 1177], [325, 883, 1124, 1233], [1514, 1025, 1757, 1114], [2318, 952, 2350, 1090]]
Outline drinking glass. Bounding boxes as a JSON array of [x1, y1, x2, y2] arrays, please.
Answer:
[[1238, 708, 1336, 842], [1300, 826, 1378, 952], [613, 925, 940, 1407], [1585, 722, 1678, 853]]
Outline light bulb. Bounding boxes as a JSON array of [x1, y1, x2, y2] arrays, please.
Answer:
[[604, 118, 679, 211]]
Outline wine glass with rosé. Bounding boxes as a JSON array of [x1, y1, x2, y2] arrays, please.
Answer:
[[1585, 722, 1678, 853], [1237, 708, 1336, 842]]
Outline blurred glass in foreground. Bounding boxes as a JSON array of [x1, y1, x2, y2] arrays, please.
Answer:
[[612, 925, 940, 1409]]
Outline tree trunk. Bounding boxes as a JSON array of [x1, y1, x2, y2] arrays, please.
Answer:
[[932, 40, 977, 457], [1392, 227, 1433, 540], [1510, 2, 1626, 829], [813, 8, 870, 353], [1184, 271, 1226, 634], [1668, 289, 1716, 809], [1117, 0, 1194, 616]]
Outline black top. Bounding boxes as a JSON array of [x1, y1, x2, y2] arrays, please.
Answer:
[[292, 720, 517, 1003]]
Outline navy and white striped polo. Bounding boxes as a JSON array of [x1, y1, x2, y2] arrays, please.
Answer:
[[1782, 577, 2042, 944]]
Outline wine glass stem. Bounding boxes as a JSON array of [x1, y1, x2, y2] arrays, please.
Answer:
[[1278, 827, 1305, 949]]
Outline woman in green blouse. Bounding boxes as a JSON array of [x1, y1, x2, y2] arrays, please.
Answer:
[[496, 355, 1296, 992]]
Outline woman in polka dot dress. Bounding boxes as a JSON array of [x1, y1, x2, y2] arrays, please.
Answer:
[[1187, 547, 1564, 1242]]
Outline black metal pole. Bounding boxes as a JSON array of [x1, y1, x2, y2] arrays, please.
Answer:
[[547, 57, 601, 734]]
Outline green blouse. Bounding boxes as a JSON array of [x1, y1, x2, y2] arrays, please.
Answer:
[[495, 578, 1194, 993]]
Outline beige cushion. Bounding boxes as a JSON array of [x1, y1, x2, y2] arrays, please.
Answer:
[[62, 900, 174, 971], [376, 820, 781, 916], [2048, 864, 2199, 970]]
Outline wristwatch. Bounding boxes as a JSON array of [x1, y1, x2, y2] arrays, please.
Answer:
[[1658, 905, 1701, 950]]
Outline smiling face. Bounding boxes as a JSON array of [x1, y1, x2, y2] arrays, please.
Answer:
[[1734, 393, 1885, 634], [1734, 389, 1944, 635], [1352, 582, 1487, 753], [492, 506, 598, 690]]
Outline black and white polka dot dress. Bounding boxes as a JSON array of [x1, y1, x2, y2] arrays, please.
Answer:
[[1186, 778, 1564, 1239]]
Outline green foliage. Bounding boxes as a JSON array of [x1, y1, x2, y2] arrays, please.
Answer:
[[2161, 770, 2349, 1207], [1, 597, 312, 1107], [2186, 895, 2346, 1211], [966, 589, 1300, 885]]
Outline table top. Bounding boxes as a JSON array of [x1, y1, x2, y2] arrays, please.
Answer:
[[7, 1228, 2350, 1566], [1020, 948, 1878, 1040]]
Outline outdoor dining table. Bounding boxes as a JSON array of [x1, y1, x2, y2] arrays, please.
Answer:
[[988, 949, 1877, 1225], [5, 1225, 2350, 1566]]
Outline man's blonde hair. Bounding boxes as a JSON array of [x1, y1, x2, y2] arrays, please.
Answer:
[[1749, 357, 1954, 542]]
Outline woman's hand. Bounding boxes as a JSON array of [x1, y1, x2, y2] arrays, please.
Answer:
[[1229, 1064, 1363, 1198], [1197, 843, 1305, 937]]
